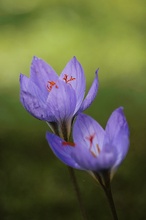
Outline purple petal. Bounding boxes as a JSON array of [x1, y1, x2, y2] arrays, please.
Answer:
[[71, 113, 107, 171], [46, 79, 76, 122], [20, 74, 47, 120], [79, 69, 99, 112], [46, 132, 83, 169], [60, 57, 86, 112], [105, 107, 130, 167], [72, 142, 117, 171], [93, 138, 118, 171], [30, 56, 58, 98], [73, 113, 105, 150], [71, 143, 100, 171]]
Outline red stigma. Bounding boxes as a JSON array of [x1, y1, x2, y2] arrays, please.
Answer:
[[62, 141, 76, 147], [86, 133, 95, 148], [86, 133, 101, 158], [47, 81, 58, 92], [63, 74, 76, 83]]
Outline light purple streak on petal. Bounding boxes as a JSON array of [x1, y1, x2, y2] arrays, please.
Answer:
[[60, 57, 86, 112], [105, 107, 130, 168], [79, 69, 99, 112], [46, 79, 76, 122], [73, 113, 105, 152], [30, 56, 58, 98], [105, 107, 124, 140], [20, 74, 47, 120], [112, 129, 129, 169], [46, 132, 83, 169]]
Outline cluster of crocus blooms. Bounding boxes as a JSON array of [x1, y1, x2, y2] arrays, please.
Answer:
[[20, 56, 129, 193], [46, 107, 129, 181]]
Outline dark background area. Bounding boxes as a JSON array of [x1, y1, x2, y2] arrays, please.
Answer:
[[0, 0, 146, 219]]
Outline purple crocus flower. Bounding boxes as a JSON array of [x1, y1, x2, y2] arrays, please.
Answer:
[[46, 107, 129, 178], [20, 56, 98, 139]]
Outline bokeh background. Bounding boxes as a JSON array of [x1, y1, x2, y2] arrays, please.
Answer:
[[0, 0, 146, 219]]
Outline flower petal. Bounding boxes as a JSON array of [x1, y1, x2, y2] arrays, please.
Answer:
[[105, 107, 130, 168], [30, 56, 58, 98], [60, 57, 86, 112], [73, 113, 105, 150], [71, 143, 99, 171], [93, 138, 118, 171], [72, 142, 117, 171], [46, 79, 76, 122], [79, 69, 99, 112], [46, 132, 83, 169], [71, 113, 106, 171], [20, 74, 47, 120]]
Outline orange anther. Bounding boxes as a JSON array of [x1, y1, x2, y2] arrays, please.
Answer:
[[47, 81, 58, 92], [96, 144, 101, 154], [90, 150, 97, 158], [63, 74, 76, 83]]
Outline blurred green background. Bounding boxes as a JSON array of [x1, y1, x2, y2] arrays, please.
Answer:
[[0, 0, 146, 219]]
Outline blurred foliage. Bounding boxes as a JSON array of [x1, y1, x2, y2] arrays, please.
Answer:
[[0, 0, 146, 219]]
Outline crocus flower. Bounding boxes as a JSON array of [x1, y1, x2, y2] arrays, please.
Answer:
[[46, 107, 129, 179], [20, 56, 98, 139]]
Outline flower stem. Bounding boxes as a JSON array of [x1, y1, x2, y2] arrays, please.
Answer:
[[59, 122, 87, 220], [93, 171, 118, 220], [68, 166, 88, 220], [59, 121, 87, 220], [102, 183, 118, 220]]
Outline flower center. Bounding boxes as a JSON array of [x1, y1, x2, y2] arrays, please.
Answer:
[[86, 133, 101, 158], [63, 74, 76, 84], [62, 141, 76, 147], [46, 74, 75, 91], [47, 81, 58, 92]]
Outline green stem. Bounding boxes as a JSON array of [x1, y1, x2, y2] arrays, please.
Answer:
[[47, 121, 87, 219], [59, 121, 87, 220], [68, 167, 88, 220], [93, 171, 118, 220], [103, 184, 118, 220]]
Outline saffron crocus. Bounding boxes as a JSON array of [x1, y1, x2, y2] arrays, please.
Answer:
[[20, 56, 98, 139], [46, 107, 129, 178]]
